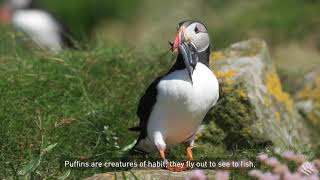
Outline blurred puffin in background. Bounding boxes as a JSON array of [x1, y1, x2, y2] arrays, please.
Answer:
[[0, 0, 74, 52], [130, 20, 219, 171]]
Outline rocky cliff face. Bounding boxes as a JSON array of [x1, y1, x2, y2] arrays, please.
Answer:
[[201, 39, 311, 152]]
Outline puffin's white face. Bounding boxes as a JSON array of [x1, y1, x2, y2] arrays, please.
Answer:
[[8, 0, 32, 9], [172, 21, 210, 53], [170, 21, 210, 83]]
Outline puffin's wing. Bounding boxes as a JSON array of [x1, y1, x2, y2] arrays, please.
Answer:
[[55, 17, 75, 48], [129, 76, 162, 139], [45, 11, 75, 49]]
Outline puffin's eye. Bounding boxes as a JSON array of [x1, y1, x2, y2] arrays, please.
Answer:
[[194, 26, 200, 34]]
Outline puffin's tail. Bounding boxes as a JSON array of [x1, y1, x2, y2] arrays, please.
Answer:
[[128, 146, 148, 156], [121, 139, 137, 153], [121, 139, 146, 155], [119, 141, 147, 167], [127, 127, 148, 155]]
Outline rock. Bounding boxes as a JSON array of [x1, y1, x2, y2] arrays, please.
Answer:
[[85, 169, 215, 180], [202, 39, 311, 152], [295, 68, 320, 140]]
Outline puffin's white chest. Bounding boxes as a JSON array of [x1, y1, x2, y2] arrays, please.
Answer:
[[148, 63, 219, 146], [12, 10, 62, 52]]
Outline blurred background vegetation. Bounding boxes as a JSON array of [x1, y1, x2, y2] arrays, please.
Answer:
[[1, 0, 319, 75], [0, 0, 319, 179], [40, 0, 320, 83]]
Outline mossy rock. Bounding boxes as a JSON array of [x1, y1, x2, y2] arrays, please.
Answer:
[[201, 39, 311, 152], [295, 68, 320, 142]]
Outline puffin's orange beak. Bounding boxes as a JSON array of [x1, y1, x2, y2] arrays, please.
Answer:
[[172, 31, 181, 52], [0, 6, 11, 24]]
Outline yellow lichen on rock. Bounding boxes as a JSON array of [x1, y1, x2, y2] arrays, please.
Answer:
[[307, 112, 320, 125], [236, 87, 248, 99], [297, 85, 320, 102], [210, 51, 225, 63], [265, 71, 294, 113], [215, 69, 237, 85], [240, 127, 252, 137]]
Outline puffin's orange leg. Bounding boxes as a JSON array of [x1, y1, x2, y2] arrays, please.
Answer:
[[186, 146, 193, 161], [179, 146, 193, 170], [159, 149, 165, 160]]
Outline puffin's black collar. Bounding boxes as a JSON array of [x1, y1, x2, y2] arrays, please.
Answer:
[[197, 46, 210, 67]]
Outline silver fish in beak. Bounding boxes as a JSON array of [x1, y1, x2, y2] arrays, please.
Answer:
[[178, 42, 198, 84]]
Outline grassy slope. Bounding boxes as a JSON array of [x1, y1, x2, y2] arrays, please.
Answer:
[[0, 28, 175, 178], [0, 28, 266, 179], [1, 0, 320, 177], [0, 34, 318, 179]]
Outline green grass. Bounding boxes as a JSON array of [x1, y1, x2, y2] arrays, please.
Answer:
[[1, 0, 320, 175], [0, 28, 272, 179], [0, 28, 175, 178]]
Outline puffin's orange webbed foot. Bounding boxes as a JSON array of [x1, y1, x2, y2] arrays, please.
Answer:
[[158, 149, 188, 172], [166, 162, 188, 172]]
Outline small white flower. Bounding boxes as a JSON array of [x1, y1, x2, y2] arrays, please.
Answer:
[[299, 162, 316, 176]]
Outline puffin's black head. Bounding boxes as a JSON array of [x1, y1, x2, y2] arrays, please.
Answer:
[[0, 0, 34, 23], [170, 20, 210, 83], [7, 0, 34, 9]]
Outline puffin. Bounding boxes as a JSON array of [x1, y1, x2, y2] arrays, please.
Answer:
[[130, 20, 219, 171], [0, 0, 74, 52]]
